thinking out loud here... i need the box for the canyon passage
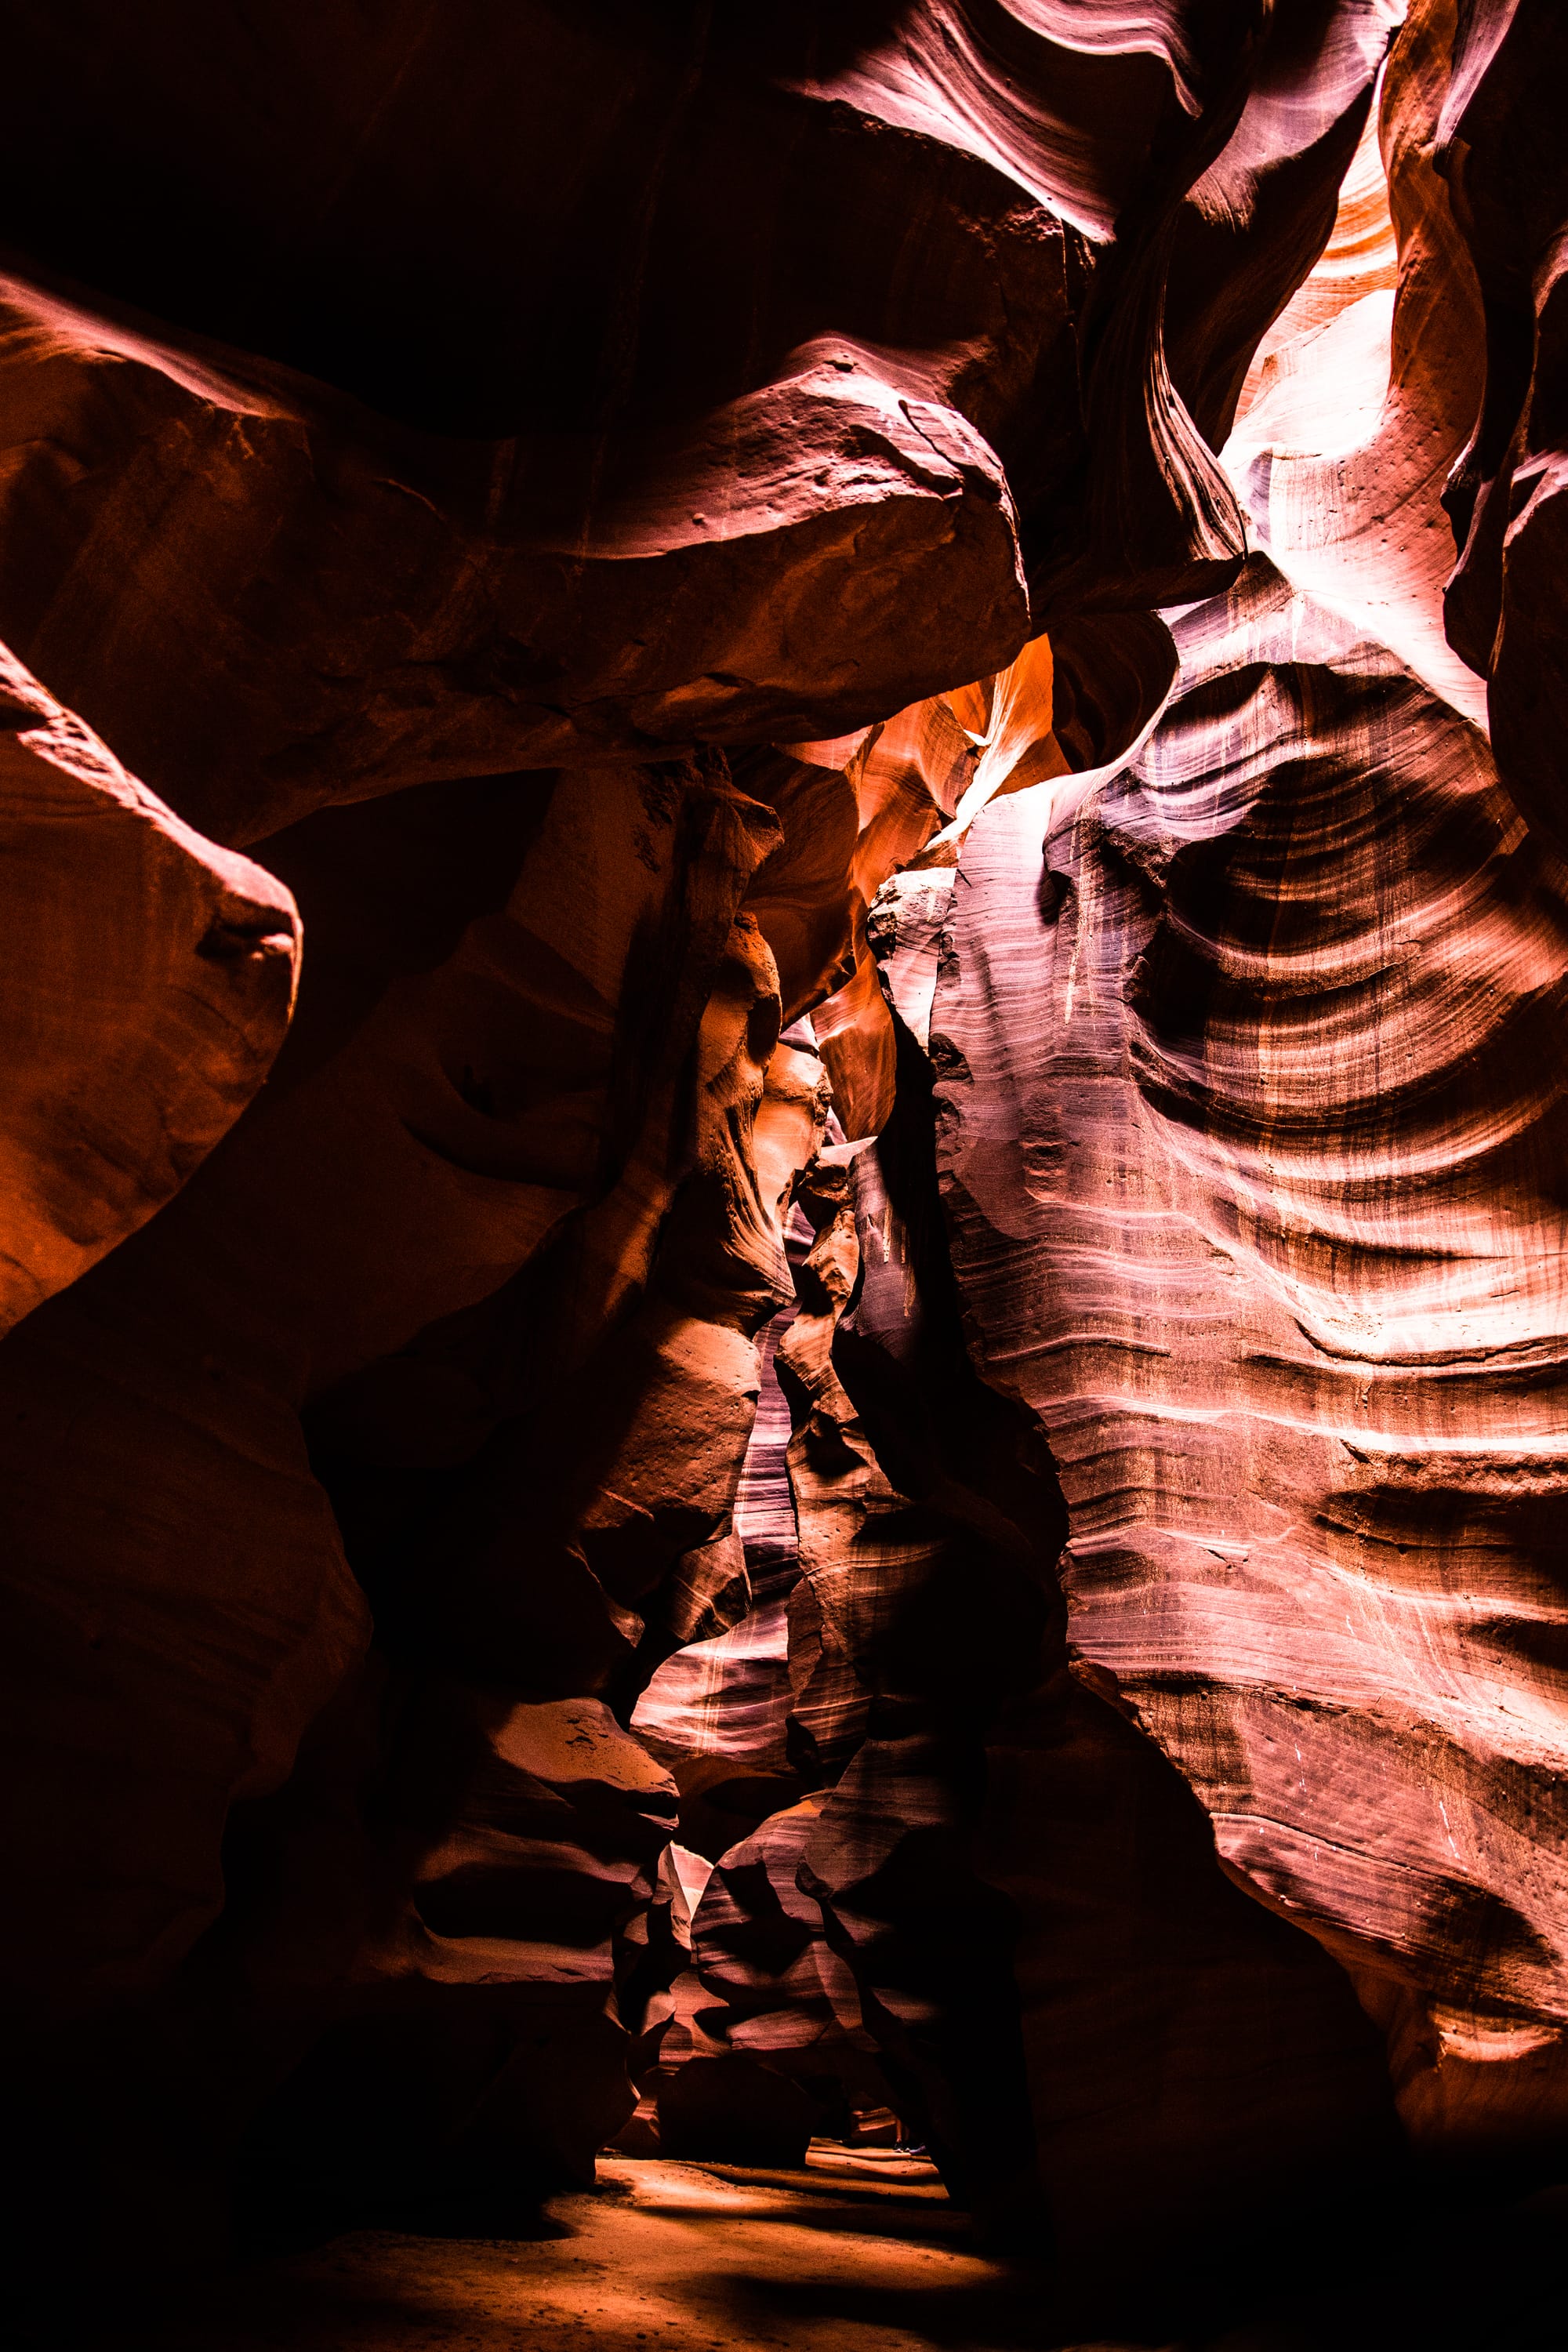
[1,7,1564,2349]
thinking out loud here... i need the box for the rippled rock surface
[937,554,1568,2152]
[3,2,1566,2327]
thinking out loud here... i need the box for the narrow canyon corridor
[3,8,1568,2351]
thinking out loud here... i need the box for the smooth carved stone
[734,1277,808,1588]
[0,6,1400,852]
[609,1842,713,2160]
[229,797,837,2233]
[1428,0,1568,850]
[630,1169,830,1867]
[869,867,959,1057]
[808,631,1067,1140]
[623,1789,898,2169]
[655,1792,892,2159]
[936,554,1568,2150]
[292,761,775,1424]
[776,1159,887,1782]
[977,1665,1399,2278]
[15,0,1567,2291]
[804,606,1180,1145]
[783,0,1293,607]
[773,1069,1060,2228]
[736,757,861,1029]
[0,271,1027,844]
[393,942,822,1696]
[629,1206,814,1862]
[0,757,775,2036]
[1162,0,1402,455]
[779,580,1399,2262]
[354,927,818,1616]
[378,1692,679,1986]
[633,1575,796,1786]
[1223,0,1491,728]
[236,1690,678,2223]
[0,638,298,1335]
[0,3,1299,601]
[1012,0,1395,610]
[638,1035,1056,2206]
[0,8,1086,445]
[0,740,847,2268]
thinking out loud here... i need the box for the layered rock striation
[4,0,1568,2319]
[937,554,1568,2151]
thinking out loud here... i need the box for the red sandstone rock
[9,1,1568,2307]
[0,5,1398,851]
[0,639,298,1333]
[0,748,804,2251]
[1422,1,1568,851]
[936,554,1568,2153]
[646,1793,895,2165]
[1224,0,1491,725]
[233,1691,680,2218]
[0,270,1027,844]
[804,637,1065,1139]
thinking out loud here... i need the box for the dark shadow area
[714,2269,1051,2348]
[26,2154,1549,2352]
[1210,2173,1566,2352]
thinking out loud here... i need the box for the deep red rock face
[0,639,299,1329]
[0,2,1396,844]
[0,268,1028,843]
[5,0,1568,2321]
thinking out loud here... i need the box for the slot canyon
[2,4,1566,2346]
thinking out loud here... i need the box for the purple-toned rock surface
[7,7,1568,2331]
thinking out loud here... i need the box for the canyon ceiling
[2,0,1566,2312]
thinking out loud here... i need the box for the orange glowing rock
[0,638,298,1334]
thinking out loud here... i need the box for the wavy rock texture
[0,750,826,2252]
[977,1663,1399,2270]
[267,786,833,2222]
[238,1690,681,2222]
[1223,0,1490,727]
[937,554,1568,2151]
[646,1794,896,2168]
[1427,0,1568,851]
[801,601,1182,1143]
[0,269,1027,844]
[0,639,298,1333]
[617,1044,1060,2216]
[623,1185,887,2161]
[0,4,1394,848]
[803,635,1066,1140]
[14,0,1568,2323]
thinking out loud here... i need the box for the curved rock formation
[0,638,298,1333]
[0,747,811,2252]
[0,4,1396,851]
[9,4,1568,2327]
[1428,0,1568,851]
[937,554,1568,2151]
[1224,0,1490,726]
[650,1791,895,2168]
[0,268,1026,844]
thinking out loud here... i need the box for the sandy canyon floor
[74,2151,1562,2352]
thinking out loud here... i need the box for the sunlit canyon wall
[2,0,1565,2292]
